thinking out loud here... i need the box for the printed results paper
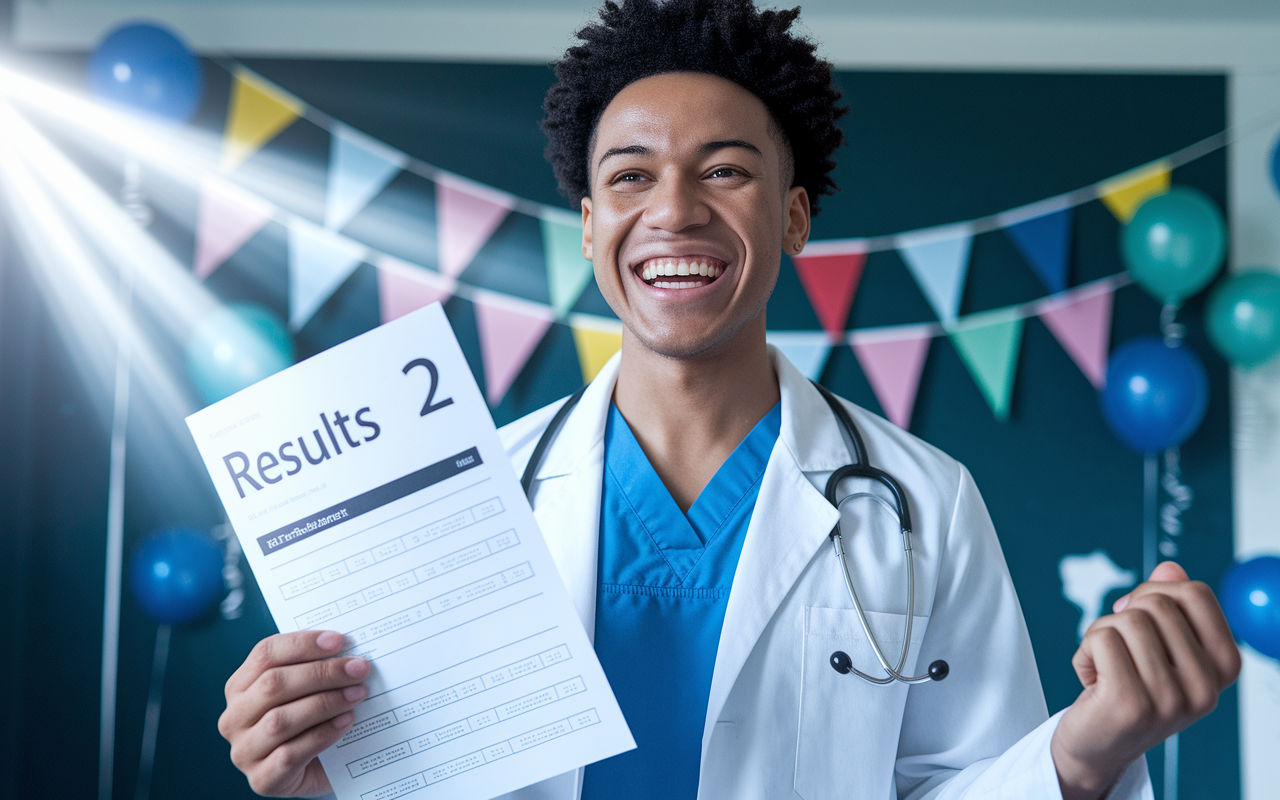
[186,303,633,800]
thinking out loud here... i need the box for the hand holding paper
[188,304,633,800]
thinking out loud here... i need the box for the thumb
[1150,560,1189,583]
[1113,561,1189,612]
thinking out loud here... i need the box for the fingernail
[1114,595,1130,612]
[345,658,369,678]
[332,711,354,729]
[343,684,366,702]
[316,631,343,650]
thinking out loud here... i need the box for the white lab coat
[495,348,1153,800]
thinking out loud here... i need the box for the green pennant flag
[947,308,1024,420]
[540,213,595,317]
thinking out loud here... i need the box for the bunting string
[20,58,1253,412]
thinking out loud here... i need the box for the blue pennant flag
[326,124,406,231]
[1005,208,1072,294]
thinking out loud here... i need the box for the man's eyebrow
[596,139,764,170]
[700,139,763,158]
[597,144,649,169]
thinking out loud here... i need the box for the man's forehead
[592,72,776,153]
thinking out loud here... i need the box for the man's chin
[625,318,761,363]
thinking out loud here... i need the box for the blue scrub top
[581,401,781,799]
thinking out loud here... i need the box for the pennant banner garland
[184,63,1222,415]
[790,249,866,343]
[193,177,272,280]
[326,124,406,231]
[436,174,515,279]
[1005,208,1072,294]
[288,220,366,329]
[570,315,624,383]
[375,255,456,324]
[897,226,974,323]
[766,330,833,382]
[948,309,1025,421]
[849,325,933,430]
[1098,161,1171,222]
[221,69,304,173]
[1036,284,1115,390]
[473,291,556,406]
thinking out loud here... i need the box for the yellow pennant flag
[1097,161,1171,222]
[221,69,305,173]
[570,316,623,383]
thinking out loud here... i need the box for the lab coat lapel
[527,354,620,643]
[699,350,844,770]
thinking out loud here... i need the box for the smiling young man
[217,1,1240,798]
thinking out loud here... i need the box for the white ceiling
[48,0,1280,23]
[13,0,1280,69]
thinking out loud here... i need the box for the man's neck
[612,317,780,512]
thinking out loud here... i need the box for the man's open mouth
[637,257,726,290]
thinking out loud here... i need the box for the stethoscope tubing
[522,379,946,686]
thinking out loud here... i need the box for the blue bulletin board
[0,57,1234,799]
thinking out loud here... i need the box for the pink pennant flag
[436,174,515,278]
[375,255,457,323]
[849,325,935,430]
[473,290,555,406]
[792,250,867,343]
[193,177,274,280]
[1036,284,1114,390]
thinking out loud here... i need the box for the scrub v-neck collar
[602,401,782,585]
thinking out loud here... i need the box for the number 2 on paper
[402,358,454,416]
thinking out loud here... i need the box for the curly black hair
[541,0,847,215]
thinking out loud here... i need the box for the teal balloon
[187,303,294,405]
[1207,271,1280,368]
[1121,186,1226,303]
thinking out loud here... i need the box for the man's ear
[581,196,594,261]
[784,186,811,253]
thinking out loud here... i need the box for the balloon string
[1161,303,1186,347]
[1159,448,1194,560]
[134,623,171,800]
[99,159,149,800]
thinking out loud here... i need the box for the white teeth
[639,258,724,284]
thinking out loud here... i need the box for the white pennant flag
[288,219,367,329]
[897,224,974,322]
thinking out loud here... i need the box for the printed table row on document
[361,709,603,800]
[280,496,505,601]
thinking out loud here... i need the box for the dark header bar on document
[258,447,483,556]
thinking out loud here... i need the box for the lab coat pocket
[794,606,927,800]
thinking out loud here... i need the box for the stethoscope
[519,380,949,686]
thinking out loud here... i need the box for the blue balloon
[129,528,224,624]
[89,22,202,122]
[1272,133,1280,204]
[1100,336,1209,453]
[1220,556,1280,660]
[187,303,295,406]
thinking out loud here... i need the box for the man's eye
[617,173,645,183]
[710,168,741,179]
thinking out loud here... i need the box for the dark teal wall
[0,55,1233,799]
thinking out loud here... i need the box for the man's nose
[640,174,710,232]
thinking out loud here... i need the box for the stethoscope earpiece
[828,652,949,681]
[829,651,853,675]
